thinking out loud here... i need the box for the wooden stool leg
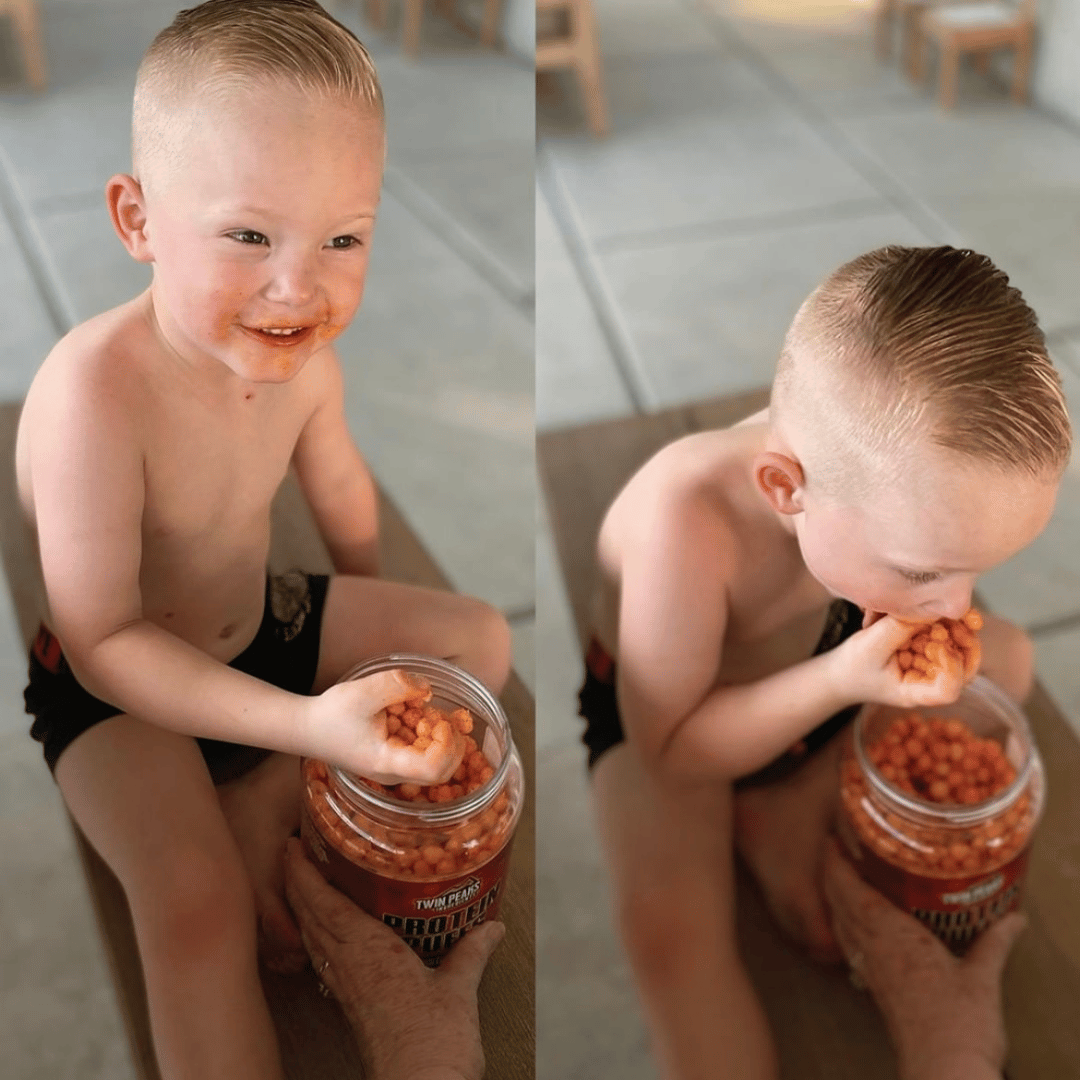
[938,40,960,107]
[403,0,424,57]
[480,0,501,47]
[12,0,47,91]
[875,0,892,60]
[973,50,990,74]
[365,0,388,30]
[905,9,925,81]
[571,0,608,136]
[1012,30,1033,102]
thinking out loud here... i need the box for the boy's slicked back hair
[134,0,383,180]
[775,245,1072,486]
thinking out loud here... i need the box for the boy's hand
[831,615,966,710]
[308,671,467,785]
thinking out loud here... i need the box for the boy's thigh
[591,742,738,938]
[312,574,496,692]
[978,612,1034,702]
[55,715,250,906]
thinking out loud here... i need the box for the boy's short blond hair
[772,245,1072,500]
[133,0,383,191]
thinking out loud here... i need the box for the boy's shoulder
[28,296,154,414]
[600,411,771,566]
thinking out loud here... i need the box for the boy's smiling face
[793,449,1059,622]
[118,83,385,384]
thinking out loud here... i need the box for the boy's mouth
[243,325,316,347]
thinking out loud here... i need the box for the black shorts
[578,598,865,785]
[24,571,331,785]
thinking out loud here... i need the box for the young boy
[579,245,1071,1080]
[17,3,510,1078]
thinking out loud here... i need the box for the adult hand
[283,837,504,1080]
[820,836,1025,1080]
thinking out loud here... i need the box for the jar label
[849,834,1030,952]
[300,805,514,966]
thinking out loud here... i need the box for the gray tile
[338,191,534,612]
[389,141,535,292]
[536,516,584,751]
[0,732,136,1080]
[596,207,931,408]
[536,211,634,430]
[537,742,657,1080]
[511,617,535,696]
[32,200,151,325]
[0,1,178,209]
[543,52,884,244]
[591,0,719,57]
[1033,626,1080,742]
[710,0,1010,119]
[377,51,533,155]
[0,208,57,398]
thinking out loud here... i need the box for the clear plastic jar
[837,675,1044,953]
[300,654,524,966]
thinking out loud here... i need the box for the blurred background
[537,0,1080,1076]
[0,0,532,1074]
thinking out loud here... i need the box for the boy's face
[794,450,1059,621]
[138,85,384,383]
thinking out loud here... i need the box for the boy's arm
[291,349,379,577]
[30,374,448,780]
[616,494,942,783]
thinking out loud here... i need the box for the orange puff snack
[895,609,983,685]
[377,676,465,762]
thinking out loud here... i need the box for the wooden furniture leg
[939,41,960,107]
[10,0,46,90]
[402,0,424,57]
[480,0,502,46]
[364,0,387,31]
[1013,28,1033,101]
[571,0,608,137]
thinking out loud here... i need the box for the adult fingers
[820,836,881,939]
[283,836,368,947]
[964,911,1028,984]
[437,921,506,997]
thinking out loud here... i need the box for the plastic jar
[837,675,1044,953]
[300,654,524,966]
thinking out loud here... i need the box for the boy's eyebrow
[213,205,377,223]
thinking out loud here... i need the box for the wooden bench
[0,402,534,1080]
[538,387,1080,1080]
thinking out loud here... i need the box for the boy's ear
[106,174,154,264]
[754,451,806,515]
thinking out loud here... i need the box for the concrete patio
[0,0,532,1075]
[537,0,1080,1076]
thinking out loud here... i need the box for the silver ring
[848,951,867,990]
[317,980,333,999]
[316,958,330,977]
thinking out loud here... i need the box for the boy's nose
[263,254,318,306]
[920,583,973,621]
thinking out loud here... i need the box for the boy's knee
[616,877,736,987]
[131,842,255,963]
[460,597,512,690]
[982,615,1035,704]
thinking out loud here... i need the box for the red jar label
[300,804,514,966]
[848,831,1031,953]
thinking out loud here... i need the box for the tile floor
[0,0,532,1074]
[537,0,1080,1076]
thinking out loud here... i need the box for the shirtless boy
[17,3,510,1078]
[579,245,1071,1080]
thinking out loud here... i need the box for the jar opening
[328,653,515,826]
[852,675,1035,827]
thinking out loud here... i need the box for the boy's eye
[328,235,362,250]
[900,569,941,585]
[230,230,268,245]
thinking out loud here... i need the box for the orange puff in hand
[895,609,983,685]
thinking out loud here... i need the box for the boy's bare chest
[141,396,307,539]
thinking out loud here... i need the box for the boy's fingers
[437,921,506,995]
